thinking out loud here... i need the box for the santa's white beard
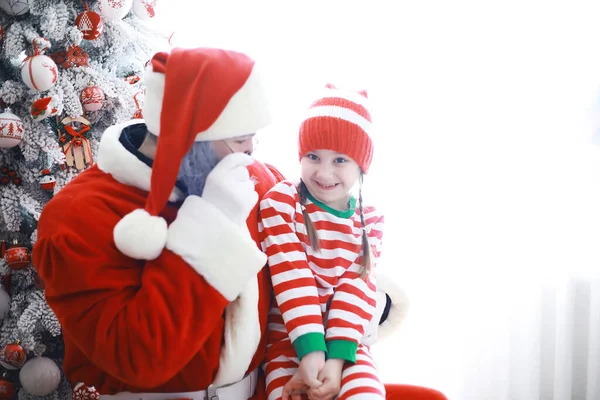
[177,141,219,196]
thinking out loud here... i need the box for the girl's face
[300,149,361,210]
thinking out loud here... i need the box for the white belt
[99,369,259,400]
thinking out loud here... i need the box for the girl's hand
[282,351,325,399]
[308,358,345,400]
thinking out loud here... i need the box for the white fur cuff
[165,195,267,301]
[374,274,410,343]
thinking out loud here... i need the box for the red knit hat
[113,47,272,260]
[298,84,373,173]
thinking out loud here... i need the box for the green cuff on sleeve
[326,340,358,363]
[293,332,327,360]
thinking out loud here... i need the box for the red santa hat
[113,47,271,260]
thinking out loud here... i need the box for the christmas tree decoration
[0,108,24,149]
[0,288,9,320]
[0,374,15,400]
[38,169,56,192]
[0,0,28,15]
[0,0,165,396]
[75,9,104,41]
[4,240,30,270]
[80,82,105,112]
[0,168,21,186]
[59,116,94,170]
[0,25,4,43]
[20,39,59,92]
[19,357,61,396]
[0,341,26,370]
[125,73,141,85]
[72,382,100,400]
[132,0,158,21]
[133,91,143,119]
[99,0,133,20]
[30,96,58,121]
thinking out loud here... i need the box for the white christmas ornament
[0,108,24,148]
[21,55,58,92]
[99,0,133,20]
[0,287,9,319]
[132,0,157,21]
[19,357,61,396]
[0,0,29,15]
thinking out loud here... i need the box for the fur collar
[96,120,183,203]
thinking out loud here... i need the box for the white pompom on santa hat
[113,47,272,260]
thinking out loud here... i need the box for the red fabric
[384,384,448,400]
[32,160,283,394]
[146,48,255,219]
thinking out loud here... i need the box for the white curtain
[156,1,600,399]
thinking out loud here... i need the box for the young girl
[259,85,385,400]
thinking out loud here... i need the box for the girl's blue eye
[335,157,348,163]
[307,154,319,160]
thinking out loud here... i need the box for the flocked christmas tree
[0,0,164,397]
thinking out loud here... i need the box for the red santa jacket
[32,121,285,395]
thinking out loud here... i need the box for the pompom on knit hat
[298,83,374,174]
[112,47,271,260]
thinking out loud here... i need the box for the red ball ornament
[72,382,99,400]
[81,83,105,112]
[0,341,26,370]
[39,169,56,192]
[75,10,104,41]
[4,241,30,270]
[0,374,15,400]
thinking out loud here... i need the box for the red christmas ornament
[0,341,26,370]
[0,167,7,175]
[12,177,22,186]
[4,240,30,270]
[125,74,140,85]
[0,25,4,43]
[0,177,8,186]
[72,382,99,400]
[81,83,105,112]
[0,374,15,400]
[75,10,104,40]
[39,169,56,192]
[31,96,58,121]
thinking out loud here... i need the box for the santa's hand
[202,153,257,224]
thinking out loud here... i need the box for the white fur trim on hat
[143,64,271,141]
[373,273,410,343]
[113,209,168,260]
[141,66,164,137]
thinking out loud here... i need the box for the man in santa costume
[32,47,427,400]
